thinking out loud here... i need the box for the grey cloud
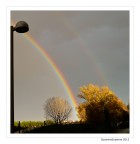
[11,11,129,120]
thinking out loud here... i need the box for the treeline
[14,120,54,128]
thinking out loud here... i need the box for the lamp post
[11,21,29,133]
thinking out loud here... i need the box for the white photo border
[6,6,133,139]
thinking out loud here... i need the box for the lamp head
[15,21,29,33]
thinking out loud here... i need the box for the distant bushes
[14,120,55,128]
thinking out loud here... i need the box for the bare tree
[44,97,72,124]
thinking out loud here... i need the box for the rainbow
[12,14,108,120]
[23,33,78,114]
[59,14,107,86]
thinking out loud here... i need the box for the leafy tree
[77,84,129,129]
[44,97,72,124]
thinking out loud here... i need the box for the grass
[18,123,117,133]
[14,121,129,133]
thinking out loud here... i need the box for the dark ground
[15,123,129,134]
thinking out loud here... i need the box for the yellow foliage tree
[77,84,129,128]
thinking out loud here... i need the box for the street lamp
[11,21,29,133]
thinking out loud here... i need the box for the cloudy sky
[11,11,129,121]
